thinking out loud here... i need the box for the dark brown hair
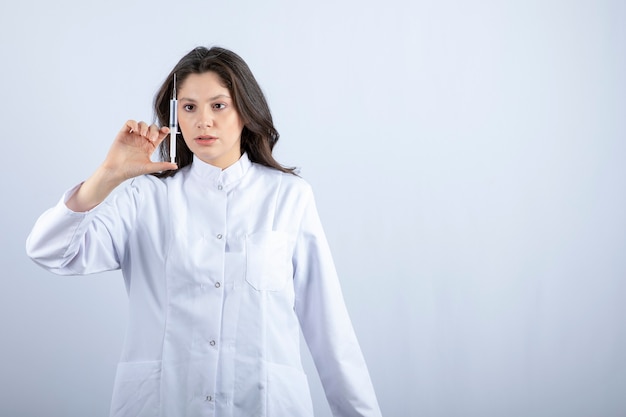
[153,46,295,177]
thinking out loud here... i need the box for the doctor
[26,46,382,417]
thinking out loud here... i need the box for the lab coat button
[205,395,213,402]
[215,282,221,288]
[209,340,216,346]
[217,185,223,190]
[216,234,223,240]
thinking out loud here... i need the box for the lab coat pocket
[245,231,293,291]
[267,362,314,417]
[110,360,161,417]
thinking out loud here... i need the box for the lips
[195,135,218,145]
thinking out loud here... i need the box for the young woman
[26,46,382,417]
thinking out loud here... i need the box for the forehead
[178,71,229,95]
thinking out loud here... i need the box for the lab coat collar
[189,152,252,187]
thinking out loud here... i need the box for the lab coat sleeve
[26,180,140,276]
[293,186,382,417]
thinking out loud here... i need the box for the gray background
[1,0,625,416]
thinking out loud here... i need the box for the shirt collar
[189,153,252,187]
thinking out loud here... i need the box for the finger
[137,121,149,137]
[150,127,171,148]
[124,120,139,134]
[148,124,160,142]
[154,126,171,145]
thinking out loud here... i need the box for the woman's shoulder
[252,163,312,193]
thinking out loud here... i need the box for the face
[177,71,244,169]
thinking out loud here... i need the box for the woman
[26,46,382,417]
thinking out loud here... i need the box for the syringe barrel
[169,98,178,162]
[169,99,178,129]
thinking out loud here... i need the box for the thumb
[143,161,178,174]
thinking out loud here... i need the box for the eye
[183,104,195,111]
[213,103,226,110]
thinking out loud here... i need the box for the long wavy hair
[153,46,295,177]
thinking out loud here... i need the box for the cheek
[225,114,245,135]
[177,119,193,145]
[178,114,192,130]
[178,116,196,139]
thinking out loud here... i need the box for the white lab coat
[26,153,382,417]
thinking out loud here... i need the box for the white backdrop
[1,1,625,416]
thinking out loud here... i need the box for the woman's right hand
[102,120,178,183]
[66,120,178,212]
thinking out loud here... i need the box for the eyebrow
[179,94,232,102]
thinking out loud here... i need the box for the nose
[197,109,213,129]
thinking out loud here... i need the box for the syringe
[169,73,178,164]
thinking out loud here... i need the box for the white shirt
[26,154,382,417]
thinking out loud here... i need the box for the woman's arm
[293,186,383,417]
[26,119,176,274]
